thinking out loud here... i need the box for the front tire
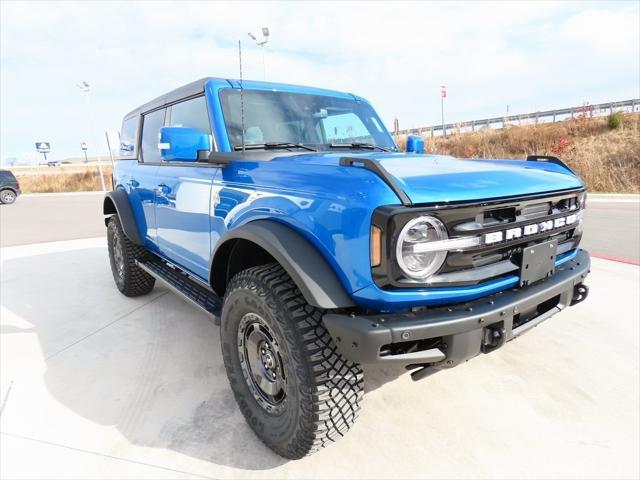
[220,263,364,459]
[107,215,155,297]
[0,189,17,204]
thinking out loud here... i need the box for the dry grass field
[397,112,640,192]
[17,166,113,193]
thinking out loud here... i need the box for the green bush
[607,111,624,130]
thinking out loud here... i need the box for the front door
[155,165,217,279]
[154,95,217,280]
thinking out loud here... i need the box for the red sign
[440,85,447,98]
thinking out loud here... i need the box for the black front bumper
[323,249,590,373]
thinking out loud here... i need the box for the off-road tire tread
[222,263,364,459]
[107,215,155,297]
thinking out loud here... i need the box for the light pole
[76,81,106,191]
[248,27,270,80]
[440,85,447,137]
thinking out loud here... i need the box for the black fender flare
[210,220,356,310]
[103,190,143,245]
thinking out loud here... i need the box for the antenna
[238,40,245,152]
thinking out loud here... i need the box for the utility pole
[440,85,447,137]
[105,132,115,166]
[77,81,106,191]
[248,27,270,80]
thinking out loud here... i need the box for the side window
[321,112,374,144]
[119,117,138,158]
[168,96,210,134]
[140,108,167,163]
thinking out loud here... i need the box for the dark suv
[0,170,20,204]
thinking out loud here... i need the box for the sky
[1,0,638,164]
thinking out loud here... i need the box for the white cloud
[1,0,638,162]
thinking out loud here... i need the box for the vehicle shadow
[1,247,407,471]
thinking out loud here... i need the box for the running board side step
[136,256,222,325]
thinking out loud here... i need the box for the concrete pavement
[1,238,639,479]
[1,192,638,478]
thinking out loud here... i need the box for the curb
[588,194,639,203]
[591,253,640,266]
[20,191,106,198]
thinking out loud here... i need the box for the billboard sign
[35,142,51,153]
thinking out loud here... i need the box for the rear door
[154,95,217,280]
[120,112,163,248]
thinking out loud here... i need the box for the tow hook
[409,364,439,382]
[481,324,506,354]
[571,283,589,306]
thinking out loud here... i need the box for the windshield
[219,89,397,151]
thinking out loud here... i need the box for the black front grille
[371,189,584,290]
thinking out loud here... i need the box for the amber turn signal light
[371,226,382,267]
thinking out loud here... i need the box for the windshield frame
[218,87,398,153]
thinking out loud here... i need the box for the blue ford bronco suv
[104,77,590,459]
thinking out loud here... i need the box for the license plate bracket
[520,240,557,287]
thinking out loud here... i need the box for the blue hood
[376,153,584,203]
[280,152,584,204]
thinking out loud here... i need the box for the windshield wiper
[234,142,316,152]
[329,142,393,153]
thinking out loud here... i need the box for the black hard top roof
[122,77,358,121]
[123,77,227,119]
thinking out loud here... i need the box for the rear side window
[119,117,138,158]
[140,108,167,163]
[168,96,211,134]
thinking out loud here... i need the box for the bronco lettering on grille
[484,213,578,245]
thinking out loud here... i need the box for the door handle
[127,179,140,188]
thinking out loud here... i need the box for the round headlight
[578,191,587,209]
[396,216,448,280]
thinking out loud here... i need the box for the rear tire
[220,263,364,459]
[107,215,155,297]
[0,189,17,204]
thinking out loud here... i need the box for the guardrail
[394,99,640,137]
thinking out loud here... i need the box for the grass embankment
[397,113,640,193]
[17,166,113,193]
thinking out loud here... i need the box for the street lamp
[440,85,447,137]
[76,81,106,191]
[248,27,270,80]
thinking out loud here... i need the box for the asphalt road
[581,196,640,263]
[0,193,106,247]
[1,192,639,263]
